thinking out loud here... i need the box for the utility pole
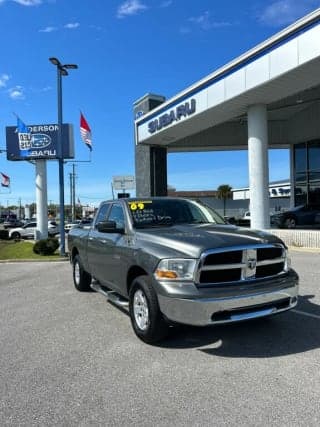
[69,164,76,221]
[72,163,76,221]
[18,198,22,219]
[69,171,72,220]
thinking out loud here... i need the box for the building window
[294,140,320,206]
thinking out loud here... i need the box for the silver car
[9,221,59,239]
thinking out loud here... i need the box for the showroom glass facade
[294,140,320,206]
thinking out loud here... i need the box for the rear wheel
[73,254,92,291]
[129,276,168,344]
[284,217,296,229]
[11,231,21,239]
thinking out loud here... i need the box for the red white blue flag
[80,112,92,151]
[1,172,10,187]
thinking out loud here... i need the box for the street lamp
[49,57,78,256]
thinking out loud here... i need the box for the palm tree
[216,184,232,217]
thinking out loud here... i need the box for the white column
[289,144,295,208]
[35,160,48,240]
[247,104,270,229]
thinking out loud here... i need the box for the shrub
[33,238,59,255]
[0,229,9,240]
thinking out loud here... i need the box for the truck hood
[136,224,283,258]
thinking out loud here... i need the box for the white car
[64,220,81,233]
[242,211,251,220]
[65,218,93,233]
[9,221,59,239]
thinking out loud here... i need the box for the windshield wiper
[175,220,209,225]
[134,221,173,229]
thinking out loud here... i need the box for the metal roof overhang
[135,9,320,152]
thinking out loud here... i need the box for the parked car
[242,211,251,220]
[79,218,93,226]
[272,204,320,229]
[65,218,93,233]
[64,220,81,233]
[9,221,59,239]
[3,218,24,229]
[235,211,251,226]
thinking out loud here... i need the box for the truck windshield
[126,199,226,228]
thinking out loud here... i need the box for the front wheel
[284,217,296,229]
[72,254,92,291]
[11,231,21,239]
[129,276,168,344]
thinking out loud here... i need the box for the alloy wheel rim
[133,289,149,331]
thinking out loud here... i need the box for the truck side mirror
[96,220,124,234]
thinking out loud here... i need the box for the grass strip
[0,240,62,260]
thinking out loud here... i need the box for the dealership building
[134,9,320,230]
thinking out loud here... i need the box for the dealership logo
[31,134,51,149]
[135,111,144,120]
[148,99,196,134]
[19,133,52,151]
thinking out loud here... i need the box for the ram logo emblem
[247,258,257,270]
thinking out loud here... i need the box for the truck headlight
[284,249,291,272]
[154,259,197,281]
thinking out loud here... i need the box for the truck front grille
[196,244,287,286]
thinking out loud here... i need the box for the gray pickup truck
[68,197,299,343]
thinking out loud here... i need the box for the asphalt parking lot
[0,250,319,426]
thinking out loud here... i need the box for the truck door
[87,202,111,284]
[87,202,126,292]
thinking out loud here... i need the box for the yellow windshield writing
[128,201,152,211]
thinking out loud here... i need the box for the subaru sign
[5,123,74,161]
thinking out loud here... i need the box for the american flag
[1,172,10,187]
[80,112,92,151]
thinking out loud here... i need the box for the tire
[72,254,92,291]
[11,231,21,239]
[284,217,296,229]
[129,276,168,344]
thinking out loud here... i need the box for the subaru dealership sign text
[147,99,196,134]
[5,123,74,161]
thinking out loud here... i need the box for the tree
[29,202,37,218]
[216,184,233,217]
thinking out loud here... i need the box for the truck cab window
[108,204,125,229]
[95,203,111,224]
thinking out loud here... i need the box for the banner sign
[5,123,74,161]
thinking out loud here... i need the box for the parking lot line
[292,309,320,320]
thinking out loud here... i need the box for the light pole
[49,57,78,256]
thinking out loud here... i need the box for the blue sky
[0,0,319,207]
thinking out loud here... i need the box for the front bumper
[157,274,299,326]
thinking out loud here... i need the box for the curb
[0,257,69,263]
[287,246,320,253]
